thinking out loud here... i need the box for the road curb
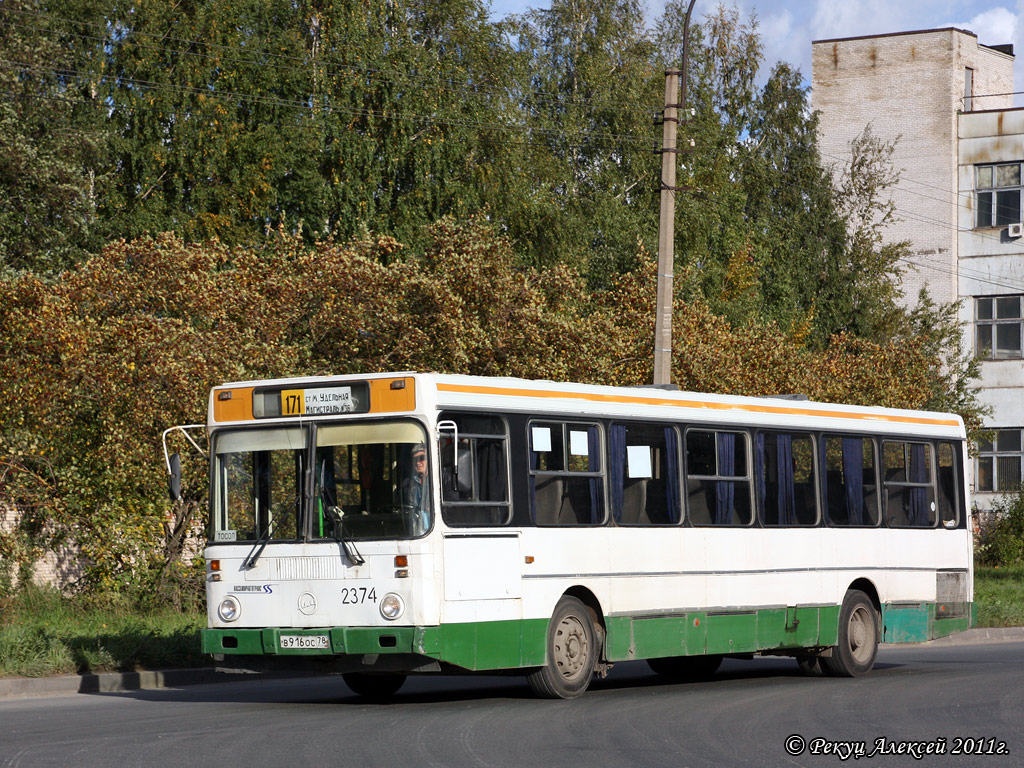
[0,667,256,700]
[905,626,1024,646]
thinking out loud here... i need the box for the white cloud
[950,7,1017,43]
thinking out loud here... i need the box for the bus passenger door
[440,533,524,670]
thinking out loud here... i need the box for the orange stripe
[436,383,961,428]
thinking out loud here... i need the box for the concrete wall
[0,504,83,591]
[813,29,1014,308]
[958,108,1024,508]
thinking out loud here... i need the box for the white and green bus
[177,372,973,699]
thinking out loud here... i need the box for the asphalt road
[2,642,1023,768]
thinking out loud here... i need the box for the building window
[976,296,1024,359]
[964,67,974,112]
[976,163,1023,227]
[977,429,1024,492]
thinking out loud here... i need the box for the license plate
[279,634,329,650]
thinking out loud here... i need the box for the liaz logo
[231,584,275,594]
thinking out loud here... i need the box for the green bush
[976,490,1024,567]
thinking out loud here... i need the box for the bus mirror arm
[161,424,207,502]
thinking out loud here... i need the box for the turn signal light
[394,556,408,567]
[210,560,221,571]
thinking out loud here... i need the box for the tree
[502,0,661,282]
[0,0,109,275]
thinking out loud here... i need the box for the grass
[974,565,1024,629]
[2,568,1022,679]
[0,585,205,678]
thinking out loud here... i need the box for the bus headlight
[380,593,404,621]
[218,596,241,622]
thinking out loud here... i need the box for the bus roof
[209,372,965,439]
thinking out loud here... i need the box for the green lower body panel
[203,600,974,672]
[202,626,433,657]
[605,605,839,661]
[881,602,972,643]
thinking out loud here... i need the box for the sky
[486,0,1024,97]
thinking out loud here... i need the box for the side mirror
[168,452,182,501]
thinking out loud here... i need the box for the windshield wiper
[242,503,290,570]
[320,491,365,566]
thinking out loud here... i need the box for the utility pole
[653,68,679,387]
[652,0,697,387]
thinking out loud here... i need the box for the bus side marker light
[394,556,408,567]
[211,574,222,582]
[694,618,700,627]
[395,570,409,578]
[525,556,535,564]
[390,380,406,390]
[218,391,233,401]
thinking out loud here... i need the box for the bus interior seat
[619,479,648,525]
[533,476,564,525]
[687,482,713,525]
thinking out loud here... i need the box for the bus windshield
[210,421,431,544]
[314,421,430,540]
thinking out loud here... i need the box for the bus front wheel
[825,590,879,677]
[527,596,597,699]
[342,672,406,701]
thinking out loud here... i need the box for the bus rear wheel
[647,654,722,681]
[342,672,406,701]
[527,596,597,699]
[825,589,879,677]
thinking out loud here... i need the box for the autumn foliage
[0,218,976,600]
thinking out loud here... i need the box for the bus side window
[530,421,605,526]
[685,429,752,526]
[439,413,511,526]
[821,436,879,526]
[937,442,961,528]
[609,423,681,525]
[882,441,936,528]
[756,432,818,526]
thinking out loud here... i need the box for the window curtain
[610,425,626,524]
[587,425,601,523]
[909,443,929,526]
[777,434,796,525]
[755,433,766,522]
[664,427,681,524]
[715,432,735,525]
[842,438,865,525]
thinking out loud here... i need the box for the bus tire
[647,654,722,681]
[825,590,879,677]
[526,596,597,699]
[342,672,406,701]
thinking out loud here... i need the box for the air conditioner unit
[1009,222,1024,238]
